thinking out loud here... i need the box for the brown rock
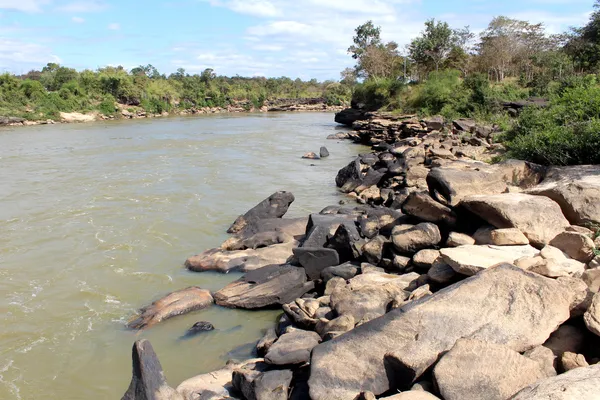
[550,231,596,263]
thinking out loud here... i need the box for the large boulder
[228,192,295,234]
[185,241,298,273]
[526,165,600,226]
[427,160,545,206]
[460,193,570,246]
[127,287,214,330]
[440,244,539,276]
[510,364,600,399]
[308,264,573,400]
[122,340,182,400]
[335,108,367,126]
[549,231,596,263]
[214,264,314,309]
[433,339,553,400]
[392,223,442,253]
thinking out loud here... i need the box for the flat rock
[433,339,553,400]
[127,287,214,330]
[265,330,321,365]
[228,191,295,234]
[510,364,600,399]
[392,223,441,254]
[460,193,570,246]
[584,292,600,337]
[122,340,182,400]
[214,264,314,309]
[186,241,297,273]
[526,165,600,226]
[308,264,572,400]
[440,245,539,276]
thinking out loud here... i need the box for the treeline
[0,64,352,120]
[345,0,600,165]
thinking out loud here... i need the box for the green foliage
[98,96,116,116]
[352,78,405,110]
[407,69,465,115]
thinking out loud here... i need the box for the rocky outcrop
[213,264,314,309]
[335,108,368,126]
[127,287,214,330]
[308,265,573,400]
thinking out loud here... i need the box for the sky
[0,0,595,80]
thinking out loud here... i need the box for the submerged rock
[180,321,215,339]
[127,287,214,330]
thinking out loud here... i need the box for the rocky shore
[121,110,600,400]
[0,98,344,128]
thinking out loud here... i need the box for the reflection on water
[0,113,367,399]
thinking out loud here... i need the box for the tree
[565,0,600,71]
[409,19,455,74]
[348,21,382,60]
[348,21,403,79]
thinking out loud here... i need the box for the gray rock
[327,224,364,263]
[320,147,330,158]
[362,235,387,265]
[308,264,573,400]
[214,264,314,309]
[256,328,278,357]
[315,314,355,339]
[228,191,295,234]
[460,193,570,246]
[265,330,321,365]
[321,262,359,282]
[392,223,441,254]
[510,364,600,399]
[122,340,182,400]
[433,339,553,400]
[427,259,457,284]
[254,369,293,400]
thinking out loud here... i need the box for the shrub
[407,69,467,116]
[352,77,405,110]
[98,95,116,115]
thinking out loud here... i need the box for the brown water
[0,113,367,399]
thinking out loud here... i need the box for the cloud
[228,0,280,17]
[0,37,60,69]
[252,44,284,51]
[0,0,50,12]
[107,23,120,30]
[71,16,85,23]
[58,1,108,13]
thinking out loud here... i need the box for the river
[0,112,367,399]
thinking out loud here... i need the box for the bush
[407,69,467,116]
[98,95,116,115]
[352,77,405,110]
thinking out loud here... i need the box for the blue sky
[0,0,595,80]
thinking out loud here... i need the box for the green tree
[409,19,455,74]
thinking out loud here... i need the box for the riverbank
[120,110,600,399]
[0,99,345,128]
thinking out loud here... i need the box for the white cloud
[71,16,85,23]
[0,37,60,69]
[247,20,310,36]
[58,1,108,13]
[228,0,280,17]
[252,44,284,51]
[0,0,50,12]
[107,23,120,30]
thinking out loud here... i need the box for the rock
[433,339,553,400]
[460,193,570,246]
[283,298,320,328]
[303,213,357,248]
[180,321,215,339]
[550,232,596,263]
[412,250,440,270]
[526,165,600,226]
[122,340,182,400]
[584,292,600,336]
[446,232,475,247]
[60,111,96,123]
[510,364,600,399]
[321,262,359,282]
[224,230,291,251]
[440,245,539,276]
[254,369,293,400]
[256,328,278,357]
[427,259,457,284]
[214,264,314,309]
[293,247,340,280]
[176,362,238,400]
[327,223,364,263]
[228,192,295,234]
[527,245,587,278]
[330,272,417,323]
[489,228,530,245]
[335,108,367,126]
[265,330,321,365]
[308,264,572,400]
[392,223,442,254]
[427,160,545,206]
[523,346,557,377]
[561,352,589,372]
[557,276,594,317]
[401,192,457,226]
[315,314,355,339]
[320,147,330,158]
[302,152,320,160]
[453,118,477,132]
[544,325,586,356]
[582,268,600,292]
[127,287,214,330]
[186,241,298,273]
[590,256,600,269]
[336,159,362,191]
[381,392,440,399]
[362,235,387,265]
[423,115,444,131]
[393,255,412,271]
